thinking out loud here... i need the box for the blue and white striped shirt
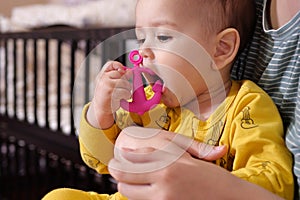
[232,0,300,198]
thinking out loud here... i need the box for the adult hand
[108,127,284,200]
[108,126,227,199]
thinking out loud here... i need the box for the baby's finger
[113,77,132,92]
[106,70,127,79]
[123,69,133,81]
[103,61,126,73]
[113,86,132,98]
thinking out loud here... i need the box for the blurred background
[0,0,137,199]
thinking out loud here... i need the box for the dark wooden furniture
[0,26,135,200]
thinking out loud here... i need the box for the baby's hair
[135,0,256,53]
[194,0,256,53]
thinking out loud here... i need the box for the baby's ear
[213,28,240,70]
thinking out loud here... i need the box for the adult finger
[108,157,154,184]
[187,141,227,160]
[118,182,152,200]
[120,127,227,161]
[149,129,227,161]
[111,144,186,174]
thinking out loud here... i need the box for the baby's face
[135,0,218,108]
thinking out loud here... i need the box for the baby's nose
[139,48,155,60]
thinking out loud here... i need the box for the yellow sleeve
[42,188,127,200]
[225,81,294,200]
[78,103,121,174]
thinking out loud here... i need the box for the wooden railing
[0,26,135,200]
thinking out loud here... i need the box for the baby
[43,0,294,199]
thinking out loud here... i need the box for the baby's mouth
[150,76,166,98]
[150,74,163,84]
[140,63,164,90]
[144,72,164,90]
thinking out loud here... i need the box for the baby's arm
[78,61,132,174]
[228,84,294,199]
[87,61,131,130]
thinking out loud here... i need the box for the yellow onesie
[42,80,294,200]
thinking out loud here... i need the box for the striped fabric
[231,0,300,197]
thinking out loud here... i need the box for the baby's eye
[136,38,145,46]
[157,35,172,43]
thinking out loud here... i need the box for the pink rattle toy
[120,50,163,115]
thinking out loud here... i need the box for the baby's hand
[87,61,132,129]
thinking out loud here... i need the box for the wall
[0,0,49,17]
[0,0,99,17]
